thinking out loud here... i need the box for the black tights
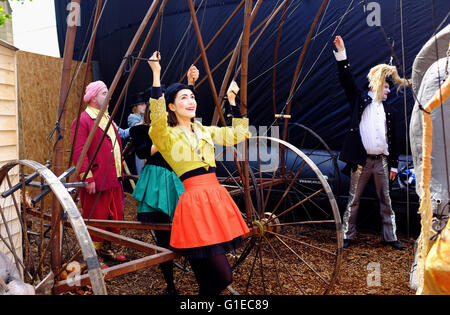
[153,229,176,291]
[138,212,175,291]
[188,254,232,296]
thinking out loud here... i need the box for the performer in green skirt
[130,122,184,295]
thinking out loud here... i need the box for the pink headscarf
[83,81,107,103]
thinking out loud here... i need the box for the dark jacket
[337,59,400,175]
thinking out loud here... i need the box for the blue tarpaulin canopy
[54,0,449,153]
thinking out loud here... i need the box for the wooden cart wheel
[218,137,343,295]
[287,123,341,196]
[0,160,106,295]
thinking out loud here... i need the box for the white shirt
[359,91,389,155]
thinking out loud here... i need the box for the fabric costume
[149,84,250,295]
[149,86,250,254]
[130,123,184,293]
[70,82,124,247]
[128,93,147,175]
[130,124,184,220]
[335,50,402,242]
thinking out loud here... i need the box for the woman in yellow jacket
[148,51,250,295]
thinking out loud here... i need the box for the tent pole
[282,0,330,143]
[72,0,160,182]
[187,0,227,126]
[68,0,103,168]
[52,0,81,274]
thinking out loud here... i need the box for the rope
[286,0,356,106]
[399,0,411,238]
[47,0,109,159]
[161,0,206,82]
[431,0,450,220]
[259,0,362,137]
[248,0,364,87]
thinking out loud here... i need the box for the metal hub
[253,212,281,238]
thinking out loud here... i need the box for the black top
[129,124,173,171]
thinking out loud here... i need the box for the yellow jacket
[149,97,250,177]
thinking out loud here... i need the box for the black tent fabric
[54,0,449,154]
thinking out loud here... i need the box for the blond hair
[367,64,410,101]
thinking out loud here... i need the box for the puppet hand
[333,36,345,52]
[227,80,239,106]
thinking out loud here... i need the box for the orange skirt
[170,172,250,249]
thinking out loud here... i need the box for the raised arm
[206,81,251,145]
[333,36,361,106]
[147,51,174,153]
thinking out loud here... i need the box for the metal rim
[0,160,106,295]
[222,136,343,294]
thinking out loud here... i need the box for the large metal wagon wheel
[287,123,341,196]
[0,160,106,295]
[217,136,343,295]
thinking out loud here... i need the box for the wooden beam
[53,251,178,294]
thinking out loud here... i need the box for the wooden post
[187,0,227,126]
[240,0,252,117]
[68,0,103,167]
[272,1,289,120]
[240,0,253,227]
[282,0,330,142]
[51,0,81,274]
[80,0,168,180]
[72,0,160,182]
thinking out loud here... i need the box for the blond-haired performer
[333,35,408,250]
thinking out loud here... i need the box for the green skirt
[132,164,184,220]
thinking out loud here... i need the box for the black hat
[130,93,146,107]
[164,83,194,105]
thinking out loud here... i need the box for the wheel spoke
[245,240,260,294]
[262,235,306,295]
[257,241,267,295]
[266,230,336,256]
[268,163,308,218]
[273,219,336,226]
[273,234,330,285]
[268,188,324,224]
[290,185,331,218]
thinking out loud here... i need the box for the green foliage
[0,0,33,27]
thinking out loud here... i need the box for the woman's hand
[226,80,239,106]
[333,35,345,52]
[187,64,199,86]
[148,51,161,72]
[148,51,161,87]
